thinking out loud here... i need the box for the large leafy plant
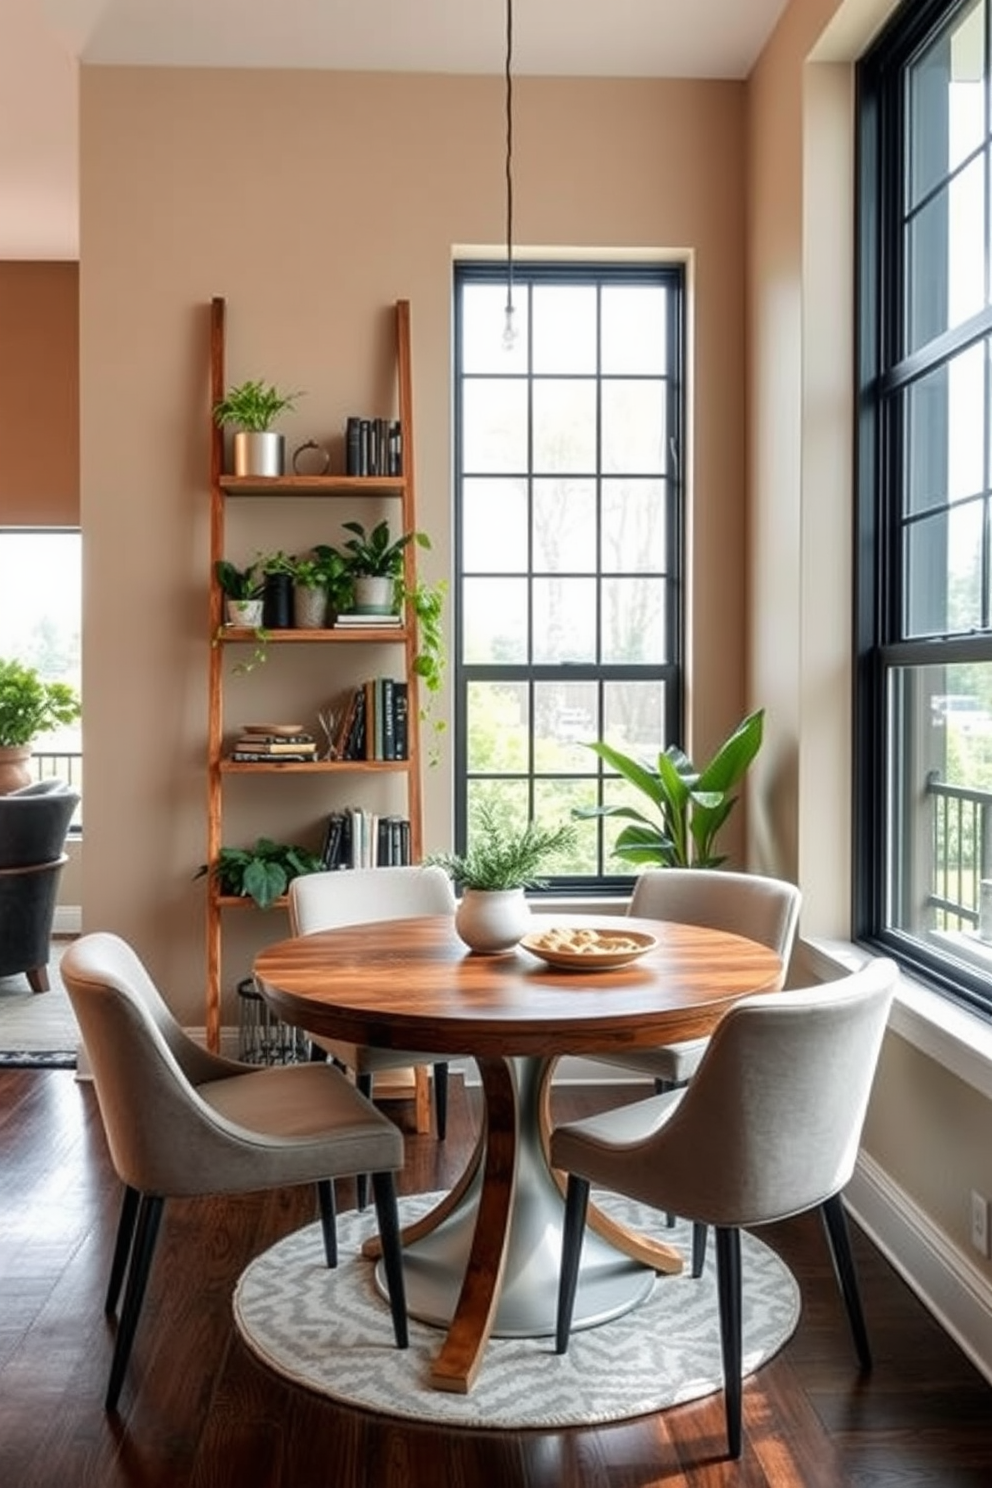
[0,658,81,748]
[339,519,430,578]
[196,838,323,909]
[575,708,764,869]
[212,380,303,432]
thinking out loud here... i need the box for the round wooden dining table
[253,911,784,1394]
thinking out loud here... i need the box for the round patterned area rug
[233,1191,801,1429]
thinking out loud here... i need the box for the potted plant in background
[339,519,430,614]
[397,574,447,766]
[195,837,324,910]
[573,708,765,868]
[0,657,82,794]
[428,800,577,953]
[212,379,304,478]
[214,558,265,628]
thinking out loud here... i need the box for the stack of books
[329,679,408,761]
[334,612,402,628]
[321,807,412,869]
[229,726,317,763]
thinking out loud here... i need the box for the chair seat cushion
[594,1038,708,1085]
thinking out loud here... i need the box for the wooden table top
[253,912,784,1060]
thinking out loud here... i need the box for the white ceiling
[6,0,790,260]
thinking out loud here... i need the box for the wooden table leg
[360,1115,487,1263]
[537,1058,684,1276]
[428,1056,517,1394]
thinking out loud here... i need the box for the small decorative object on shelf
[291,439,331,476]
[345,416,402,476]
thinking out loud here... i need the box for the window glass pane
[532,577,597,662]
[462,282,530,374]
[602,480,667,572]
[466,681,529,772]
[906,156,985,352]
[532,284,596,374]
[463,477,528,571]
[0,530,81,753]
[532,378,596,473]
[906,344,984,515]
[602,680,667,753]
[532,479,596,571]
[904,498,984,634]
[886,661,992,968]
[907,0,985,209]
[602,379,666,474]
[602,578,667,662]
[463,577,528,662]
[533,681,598,773]
[602,284,667,374]
[463,378,528,471]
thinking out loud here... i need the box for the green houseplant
[0,658,82,793]
[398,575,447,765]
[340,519,430,615]
[212,379,304,478]
[574,708,765,869]
[429,802,577,953]
[195,837,324,910]
[213,558,269,671]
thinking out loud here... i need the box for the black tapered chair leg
[317,1179,338,1268]
[356,1072,373,1211]
[433,1061,449,1139]
[308,1040,328,1063]
[106,1193,164,1413]
[821,1193,872,1369]
[370,1170,409,1348]
[105,1184,140,1315]
[691,1221,708,1278]
[555,1175,591,1353]
[715,1225,743,1460]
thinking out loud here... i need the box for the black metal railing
[30,750,83,831]
[926,773,992,932]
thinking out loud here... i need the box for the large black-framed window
[857,0,992,1012]
[453,262,685,891]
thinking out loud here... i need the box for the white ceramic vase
[226,597,263,627]
[454,887,531,955]
[352,575,396,615]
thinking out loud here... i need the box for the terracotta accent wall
[0,261,79,523]
[79,66,748,1028]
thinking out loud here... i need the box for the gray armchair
[0,779,79,990]
[551,957,897,1460]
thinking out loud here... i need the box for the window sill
[803,937,992,1102]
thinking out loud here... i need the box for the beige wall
[0,261,79,523]
[749,0,992,1276]
[80,67,748,1027]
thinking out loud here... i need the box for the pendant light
[502,0,518,351]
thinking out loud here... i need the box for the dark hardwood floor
[1,1067,990,1487]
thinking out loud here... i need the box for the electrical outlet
[970,1190,990,1257]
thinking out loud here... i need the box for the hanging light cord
[503,0,516,345]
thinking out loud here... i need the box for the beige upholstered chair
[551,956,897,1460]
[596,869,802,1268]
[61,931,408,1412]
[288,864,455,1205]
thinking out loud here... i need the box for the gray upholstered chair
[551,956,897,1461]
[61,931,409,1412]
[288,864,456,1205]
[0,778,79,991]
[595,869,802,1266]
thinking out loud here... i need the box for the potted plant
[0,657,81,794]
[339,519,430,614]
[573,708,765,869]
[428,800,577,953]
[212,379,304,478]
[214,558,265,628]
[195,837,324,910]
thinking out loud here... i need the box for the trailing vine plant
[398,576,447,766]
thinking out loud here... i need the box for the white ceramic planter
[454,887,532,954]
[226,597,264,628]
[293,584,328,629]
[352,575,396,615]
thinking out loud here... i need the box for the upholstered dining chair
[61,931,409,1412]
[551,956,897,1461]
[593,869,802,1265]
[288,864,456,1206]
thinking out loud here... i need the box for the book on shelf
[343,415,403,477]
[228,750,316,763]
[381,676,396,760]
[393,680,409,760]
[232,737,316,755]
[334,612,402,627]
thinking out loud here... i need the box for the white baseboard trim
[53,906,81,935]
[847,1150,992,1388]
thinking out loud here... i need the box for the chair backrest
[628,868,801,973]
[636,957,898,1227]
[0,781,80,868]
[288,863,455,936]
[60,931,249,1193]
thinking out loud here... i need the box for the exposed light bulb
[502,299,518,351]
